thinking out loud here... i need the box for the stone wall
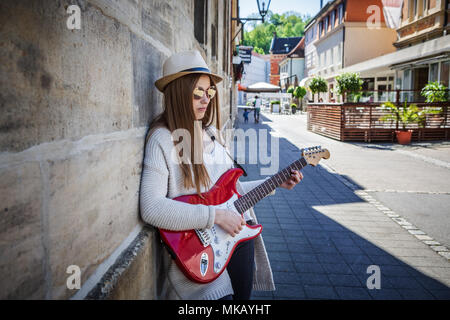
[0,0,234,299]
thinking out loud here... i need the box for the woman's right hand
[214,209,246,237]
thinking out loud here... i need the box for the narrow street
[234,109,450,300]
[258,111,450,249]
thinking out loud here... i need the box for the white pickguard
[196,194,262,274]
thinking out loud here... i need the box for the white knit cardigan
[139,126,275,300]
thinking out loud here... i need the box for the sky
[238,0,331,27]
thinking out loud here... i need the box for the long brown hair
[147,73,221,196]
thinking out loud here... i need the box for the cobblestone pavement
[232,109,450,300]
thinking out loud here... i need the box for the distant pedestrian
[243,109,250,123]
[254,95,261,123]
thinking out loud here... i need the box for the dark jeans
[254,108,260,122]
[219,236,255,300]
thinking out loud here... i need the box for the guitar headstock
[301,146,330,166]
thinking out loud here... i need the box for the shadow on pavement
[233,110,450,300]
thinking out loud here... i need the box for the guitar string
[234,157,308,213]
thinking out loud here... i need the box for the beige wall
[344,23,397,68]
[0,0,233,299]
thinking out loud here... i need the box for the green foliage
[335,72,363,98]
[293,86,307,99]
[242,11,310,54]
[308,77,328,95]
[290,103,297,108]
[270,100,280,105]
[379,101,420,130]
[253,47,265,54]
[421,81,448,103]
[378,100,442,129]
[287,86,295,94]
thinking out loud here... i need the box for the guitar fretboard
[234,157,308,214]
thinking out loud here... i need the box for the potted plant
[270,100,280,113]
[291,103,297,114]
[379,100,422,144]
[420,81,446,127]
[308,77,328,103]
[293,86,307,112]
[421,81,448,103]
[335,72,363,103]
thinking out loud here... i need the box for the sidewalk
[234,111,450,300]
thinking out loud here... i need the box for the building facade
[279,38,305,91]
[327,0,449,103]
[393,0,450,92]
[238,51,270,104]
[0,0,238,299]
[303,0,398,101]
[269,34,302,86]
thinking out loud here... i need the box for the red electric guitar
[159,146,330,283]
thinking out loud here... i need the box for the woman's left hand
[280,170,303,190]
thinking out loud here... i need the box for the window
[403,69,412,89]
[330,10,335,29]
[324,16,328,34]
[194,0,207,44]
[337,43,342,64]
[319,21,323,37]
[332,47,336,66]
[441,61,449,87]
[329,48,335,66]
[422,0,428,15]
[429,63,439,82]
[338,4,343,24]
[409,0,418,19]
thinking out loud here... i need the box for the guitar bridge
[195,229,211,247]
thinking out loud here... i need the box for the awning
[299,77,311,87]
[241,82,281,92]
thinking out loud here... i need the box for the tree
[242,11,311,54]
[293,86,307,111]
[308,77,328,102]
[335,72,363,102]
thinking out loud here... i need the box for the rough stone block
[0,1,133,152]
[46,136,144,299]
[0,162,46,299]
[131,33,164,128]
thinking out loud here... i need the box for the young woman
[140,51,303,300]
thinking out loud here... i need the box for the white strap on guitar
[205,127,247,176]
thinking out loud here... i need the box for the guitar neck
[234,157,308,214]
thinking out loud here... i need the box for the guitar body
[159,168,263,284]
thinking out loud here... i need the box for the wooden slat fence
[307,103,450,142]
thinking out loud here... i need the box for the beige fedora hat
[155,50,223,92]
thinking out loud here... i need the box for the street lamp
[232,0,272,42]
[256,0,271,23]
